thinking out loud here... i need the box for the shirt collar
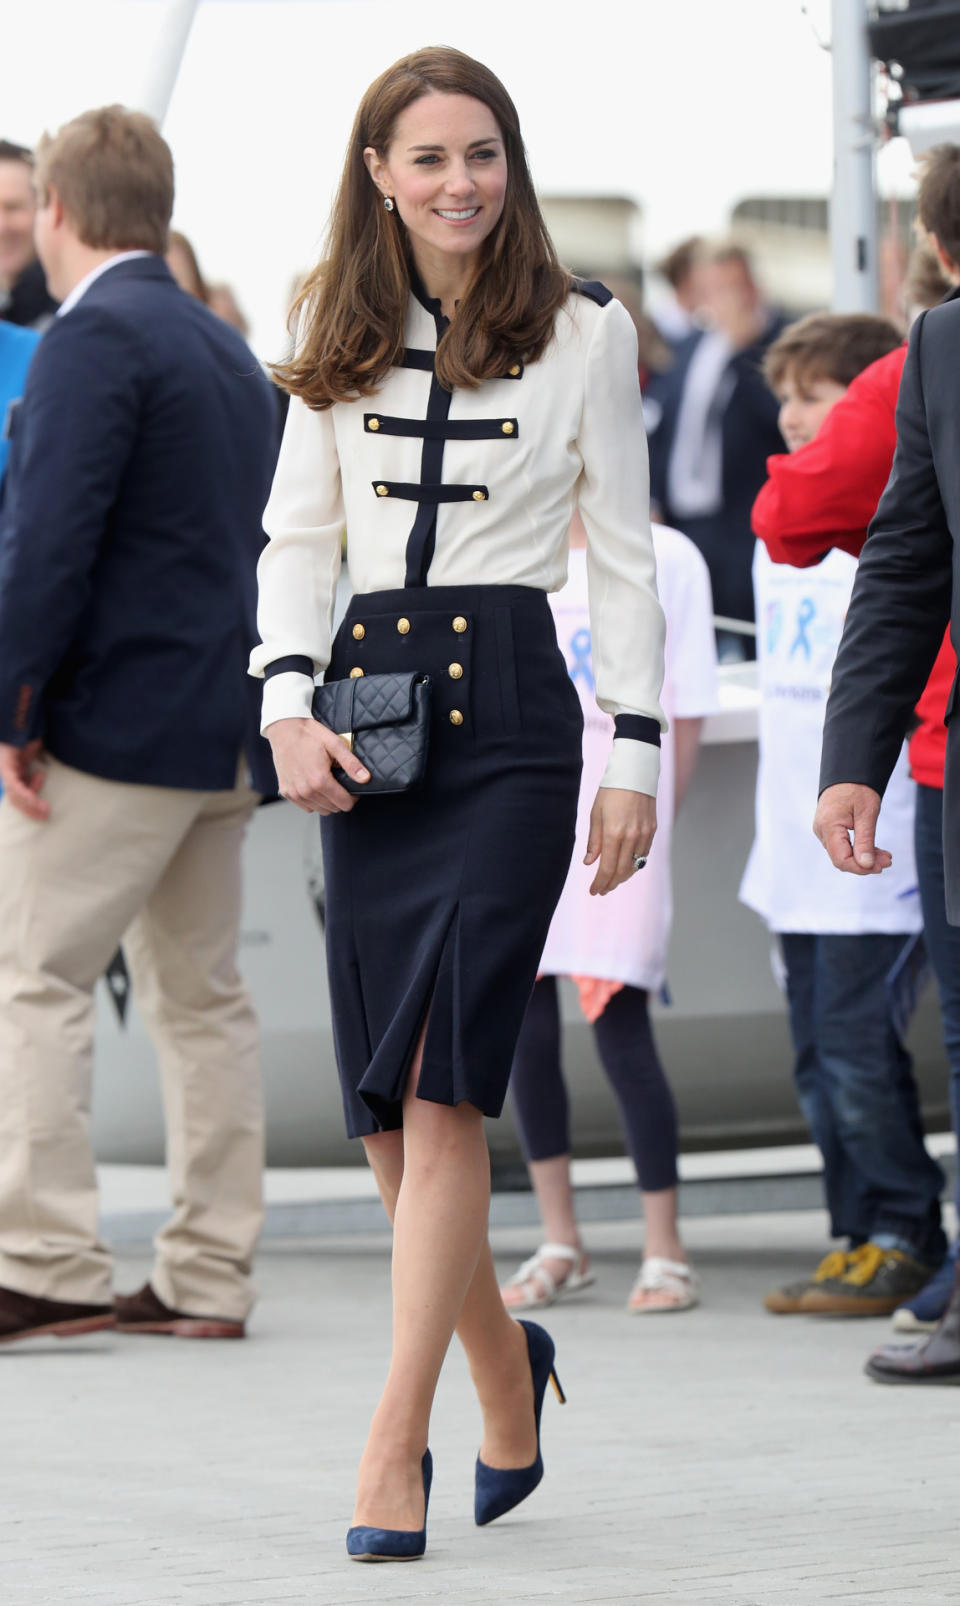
[56,251,154,318]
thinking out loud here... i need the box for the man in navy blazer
[0,107,278,1345]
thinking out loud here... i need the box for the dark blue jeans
[780,931,946,1264]
[914,783,960,1258]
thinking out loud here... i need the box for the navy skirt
[320,584,583,1138]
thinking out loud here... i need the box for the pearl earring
[383,197,395,213]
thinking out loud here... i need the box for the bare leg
[357,1114,544,1522]
[502,1153,591,1308]
[353,1052,493,1529]
[641,1185,686,1264]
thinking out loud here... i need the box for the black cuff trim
[365,414,518,441]
[372,481,489,504]
[264,655,314,680]
[614,713,661,747]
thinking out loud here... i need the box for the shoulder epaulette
[572,278,613,308]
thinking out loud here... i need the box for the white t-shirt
[541,525,718,988]
[740,544,921,935]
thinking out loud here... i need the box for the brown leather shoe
[0,1283,115,1344]
[114,1281,245,1338]
[865,1265,960,1384]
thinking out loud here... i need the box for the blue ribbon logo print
[789,598,816,660]
[568,627,594,690]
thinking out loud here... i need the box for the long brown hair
[275,47,570,409]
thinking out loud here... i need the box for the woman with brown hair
[251,46,665,1561]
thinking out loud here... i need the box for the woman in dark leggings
[501,512,718,1314]
[504,975,694,1312]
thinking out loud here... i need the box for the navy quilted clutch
[312,671,432,795]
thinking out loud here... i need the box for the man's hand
[0,740,50,821]
[584,787,657,896]
[265,716,370,815]
[813,782,891,876]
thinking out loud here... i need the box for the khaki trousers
[0,756,264,1320]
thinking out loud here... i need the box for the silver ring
[633,854,647,872]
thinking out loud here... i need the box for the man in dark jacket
[0,107,278,1345]
[644,245,786,656]
[0,140,58,328]
[815,147,960,1384]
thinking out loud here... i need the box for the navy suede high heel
[346,1450,432,1562]
[474,1320,566,1526]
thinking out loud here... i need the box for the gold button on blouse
[472,489,486,502]
[449,709,464,726]
[448,663,463,680]
[509,364,521,376]
[351,623,365,640]
[452,616,468,634]
[501,421,515,435]
[397,617,411,635]
[368,417,381,431]
[376,484,389,497]
[349,666,364,678]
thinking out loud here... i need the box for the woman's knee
[403,1094,486,1166]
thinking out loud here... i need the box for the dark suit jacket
[0,255,278,794]
[819,288,960,917]
[645,319,787,624]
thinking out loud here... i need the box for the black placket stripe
[403,367,452,587]
[403,292,454,589]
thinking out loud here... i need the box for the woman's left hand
[584,787,657,896]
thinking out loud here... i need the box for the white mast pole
[137,0,201,126]
[830,0,878,311]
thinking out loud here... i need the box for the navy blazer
[820,288,960,918]
[644,320,786,624]
[0,256,278,793]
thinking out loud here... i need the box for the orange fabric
[571,974,624,1024]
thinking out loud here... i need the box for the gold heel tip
[549,1370,567,1405]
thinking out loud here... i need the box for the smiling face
[0,158,38,290]
[364,91,507,287]
[776,371,848,452]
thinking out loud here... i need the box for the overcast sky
[2,0,917,356]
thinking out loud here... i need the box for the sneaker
[799,1243,936,1315]
[892,1257,955,1333]
[764,1248,860,1314]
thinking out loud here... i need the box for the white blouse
[251,283,667,795]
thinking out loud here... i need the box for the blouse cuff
[599,736,660,797]
[260,669,316,734]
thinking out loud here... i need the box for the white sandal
[501,1243,596,1311]
[627,1256,700,1314]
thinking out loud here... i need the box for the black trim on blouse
[366,413,519,442]
[374,481,489,504]
[378,267,526,587]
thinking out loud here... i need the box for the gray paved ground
[3,1209,958,1606]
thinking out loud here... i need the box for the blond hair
[35,105,173,255]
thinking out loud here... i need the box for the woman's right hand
[265,717,370,815]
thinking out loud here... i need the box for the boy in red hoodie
[753,146,960,1340]
[744,312,946,1318]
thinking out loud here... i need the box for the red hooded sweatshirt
[751,344,952,789]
